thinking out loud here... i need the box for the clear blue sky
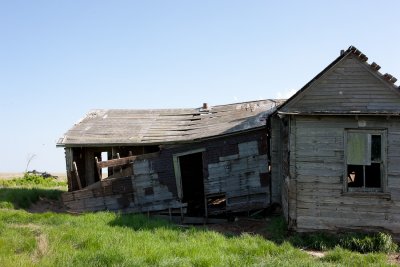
[1,0,399,172]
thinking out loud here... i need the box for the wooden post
[95,157,102,180]
[73,161,82,190]
[116,153,121,175]
[204,195,208,221]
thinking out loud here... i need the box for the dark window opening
[366,163,381,188]
[347,164,381,188]
[179,152,205,216]
[371,135,381,161]
[346,131,384,192]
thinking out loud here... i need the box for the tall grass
[0,174,66,209]
[0,177,397,266]
[0,211,315,267]
[0,173,67,188]
[0,210,396,266]
[0,188,64,209]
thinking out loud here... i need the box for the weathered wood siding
[271,115,295,225]
[288,115,400,235]
[62,154,185,213]
[206,140,269,212]
[281,55,400,113]
[132,155,180,209]
[63,129,271,214]
[166,130,271,213]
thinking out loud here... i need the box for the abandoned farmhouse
[58,46,400,237]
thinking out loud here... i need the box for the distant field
[0,172,67,180]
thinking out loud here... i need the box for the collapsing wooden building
[58,46,400,237]
[57,100,283,217]
[271,46,400,237]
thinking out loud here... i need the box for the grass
[0,173,66,209]
[267,216,398,254]
[0,175,398,266]
[0,173,67,188]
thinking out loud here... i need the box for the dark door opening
[179,152,205,216]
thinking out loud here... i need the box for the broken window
[346,130,386,192]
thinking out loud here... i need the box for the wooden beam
[96,155,136,168]
[370,62,381,71]
[95,157,102,181]
[383,73,393,81]
[72,161,82,190]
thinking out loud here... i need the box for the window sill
[342,191,391,200]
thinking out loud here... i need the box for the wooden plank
[97,155,136,168]
[72,162,82,190]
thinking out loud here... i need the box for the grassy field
[0,174,398,266]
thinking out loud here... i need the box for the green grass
[267,216,398,254]
[0,176,397,266]
[0,174,66,209]
[0,188,65,209]
[0,173,67,188]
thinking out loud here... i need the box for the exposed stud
[348,46,357,52]
[370,62,381,71]
[383,73,393,81]
[390,77,397,83]
[352,49,361,56]
[358,54,368,62]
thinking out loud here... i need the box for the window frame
[344,128,387,193]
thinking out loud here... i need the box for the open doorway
[177,152,205,216]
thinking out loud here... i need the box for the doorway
[177,152,205,216]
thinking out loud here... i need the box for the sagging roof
[278,46,400,115]
[58,99,284,147]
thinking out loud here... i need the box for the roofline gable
[277,46,400,113]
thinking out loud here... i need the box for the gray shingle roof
[57,99,283,146]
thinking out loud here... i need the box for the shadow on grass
[0,187,65,209]
[266,216,398,253]
[111,213,398,254]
